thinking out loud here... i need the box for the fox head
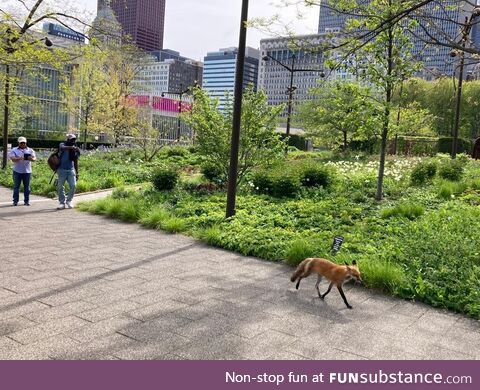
[345,260,362,284]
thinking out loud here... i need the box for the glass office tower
[202,47,259,110]
[99,0,166,51]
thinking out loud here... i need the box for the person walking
[8,136,36,206]
[57,134,80,210]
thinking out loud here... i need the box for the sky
[78,0,320,61]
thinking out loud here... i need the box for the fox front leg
[337,285,353,309]
[320,282,333,300]
[315,275,323,298]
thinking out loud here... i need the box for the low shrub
[201,162,226,184]
[251,166,301,198]
[251,171,274,195]
[359,257,407,294]
[199,225,223,247]
[139,206,171,229]
[163,217,187,233]
[151,167,179,191]
[299,165,335,188]
[437,180,467,200]
[410,161,437,186]
[438,159,465,181]
[112,187,135,199]
[284,239,316,266]
[164,146,189,157]
[381,203,425,220]
[103,175,125,188]
[271,174,301,198]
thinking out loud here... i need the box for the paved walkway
[0,185,479,360]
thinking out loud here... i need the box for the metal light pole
[2,30,52,169]
[285,55,296,139]
[225,0,249,218]
[162,83,190,142]
[451,7,480,159]
[262,53,324,138]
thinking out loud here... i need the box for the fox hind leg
[295,278,302,290]
[295,268,312,290]
[315,275,323,298]
[320,282,333,300]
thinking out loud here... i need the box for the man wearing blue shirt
[8,136,37,206]
[57,134,80,210]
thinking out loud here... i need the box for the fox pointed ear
[344,261,349,266]
[352,260,357,265]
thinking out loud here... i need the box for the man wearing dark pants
[57,134,80,210]
[8,136,36,206]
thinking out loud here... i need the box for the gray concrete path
[0,185,479,360]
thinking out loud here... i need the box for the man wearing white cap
[8,136,37,206]
[56,134,80,209]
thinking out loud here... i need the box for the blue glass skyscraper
[202,47,259,110]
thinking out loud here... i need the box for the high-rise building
[259,34,345,115]
[202,47,259,110]
[98,0,166,52]
[134,50,203,97]
[317,0,480,78]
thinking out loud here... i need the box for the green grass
[380,203,425,220]
[139,206,171,229]
[284,239,317,266]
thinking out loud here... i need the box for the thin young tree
[327,0,422,200]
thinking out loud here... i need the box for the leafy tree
[329,0,422,200]
[293,0,480,57]
[61,41,150,146]
[61,44,109,148]
[133,107,175,162]
[396,78,480,139]
[182,87,286,186]
[390,102,436,137]
[0,0,89,168]
[296,81,381,149]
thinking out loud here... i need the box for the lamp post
[451,6,480,159]
[161,83,191,142]
[2,30,52,169]
[262,53,324,138]
[225,0,249,219]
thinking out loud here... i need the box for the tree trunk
[376,22,394,201]
[343,130,347,150]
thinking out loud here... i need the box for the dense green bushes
[410,161,437,185]
[252,162,336,198]
[438,158,465,181]
[151,167,179,191]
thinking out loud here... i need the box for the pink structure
[130,95,192,114]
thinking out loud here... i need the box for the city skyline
[84,0,319,60]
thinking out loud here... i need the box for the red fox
[290,258,362,309]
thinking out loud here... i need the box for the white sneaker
[66,202,74,209]
[57,203,65,210]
